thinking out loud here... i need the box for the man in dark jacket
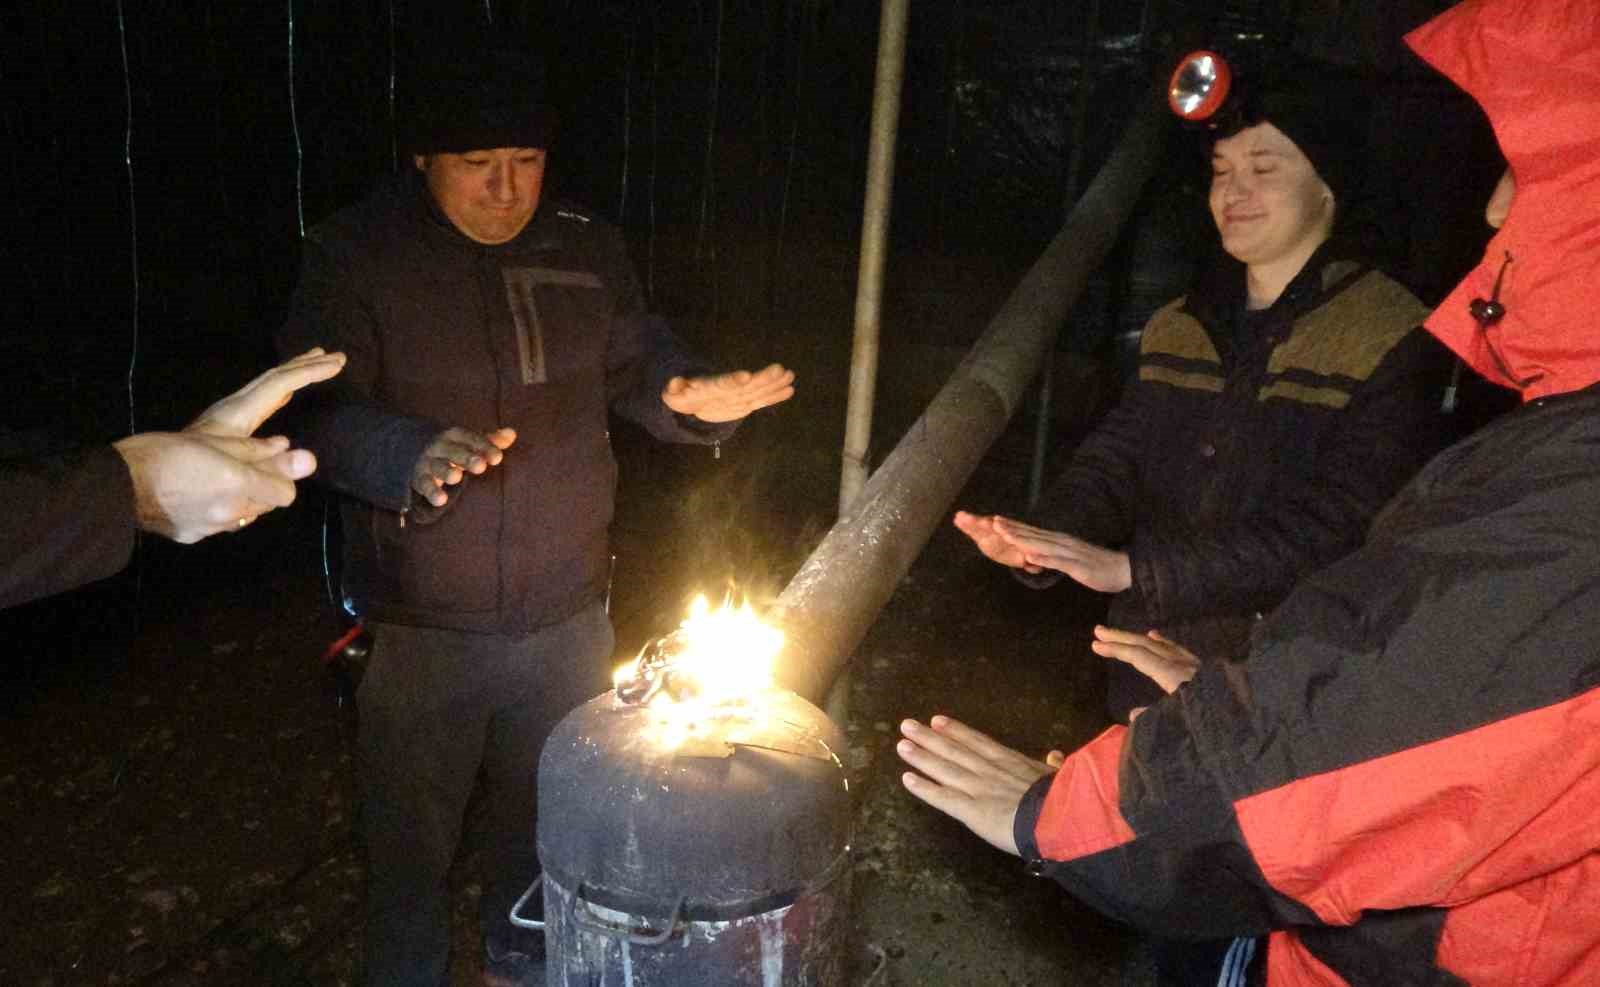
[899,1,1600,982]
[956,73,1448,722]
[275,44,793,987]
[0,348,344,609]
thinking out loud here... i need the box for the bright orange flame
[613,592,786,750]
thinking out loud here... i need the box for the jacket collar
[1186,238,1368,330]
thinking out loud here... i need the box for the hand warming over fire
[952,511,1035,571]
[411,427,517,508]
[898,715,1056,857]
[1091,625,1200,697]
[989,517,1131,593]
[662,363,796,423]
[186,347,347,438]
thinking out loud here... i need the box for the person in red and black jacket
[899,1,1600,984]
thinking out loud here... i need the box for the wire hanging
[116,0,140,436]
[697,0,723,255]
[699,0,725,332]
[288,0,305,237]
[389,0,398,171]
[646,0,660,298]
[773,0,810,310]
[618,2,633,222]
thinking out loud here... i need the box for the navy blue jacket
[278,175,728,635]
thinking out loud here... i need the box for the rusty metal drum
[522,685,852,985]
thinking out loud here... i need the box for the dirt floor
[1,244,1154,986]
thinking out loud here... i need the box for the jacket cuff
[1012,567,1062,590]
[369,418,449,512]
[675,412,738,443]
[1014,772,1054,860]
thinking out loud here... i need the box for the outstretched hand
[990,516,1131,593]
[661,363,796,423]
[113,432,314,543]
[411,427,517,507]
[1091,625,1201,701]
[111,349,344,543]
[897,715,1057,856]
[953,511,1035,570]
[186,347,347,438]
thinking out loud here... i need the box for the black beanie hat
[1210,64,1371,207]
[400,40,557,156]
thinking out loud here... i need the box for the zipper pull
[713,440,721,461]
[398,507,408,529]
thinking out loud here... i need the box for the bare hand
[1091,625,1201,697]
[113,432,314,543]
[992,517,1131,593]
[897,715,1056,857]
[411,427,516,507]
[661,363,796,423]
[953,511,1036,571]
[186,348,347,438]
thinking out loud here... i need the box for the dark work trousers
[357,606,614,987]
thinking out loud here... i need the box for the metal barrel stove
[516,685,852,985]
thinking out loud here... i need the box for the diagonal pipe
[773,84,1172,704]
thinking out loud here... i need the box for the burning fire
[612,592,786,751]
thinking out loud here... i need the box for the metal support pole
[839,0,911,514]
[775,89,1171,704]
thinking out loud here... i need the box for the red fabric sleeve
[1034,725,1137,860]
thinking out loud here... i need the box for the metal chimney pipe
[774,88,1172,704]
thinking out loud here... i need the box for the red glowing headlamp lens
[1168,50,1233,122]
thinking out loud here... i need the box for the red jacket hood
[1405,0,1600,401]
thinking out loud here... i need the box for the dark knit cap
[400,41,557,155]
[1211,65,1371,206]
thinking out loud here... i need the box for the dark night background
[1,1,1508,983]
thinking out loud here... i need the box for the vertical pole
[839,0,911,513]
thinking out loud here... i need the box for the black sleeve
[1030,381,1150,548]
[275,230,444,512]
[0,446,136,609]
[595,227,736,446]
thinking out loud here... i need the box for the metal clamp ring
[571,883,685,946]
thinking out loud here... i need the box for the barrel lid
[537,687,851,915]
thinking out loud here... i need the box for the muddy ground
[1,239,1153,986]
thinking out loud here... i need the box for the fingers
[896,715,1044,857]
[187,433,291,463]
[952,511,1027,567]
[412,426,515,506]
[903,717,1052,786]
[1089,624,1200,694]
[661,366,798,422]
[1045,750,1066,768]
[261,447,317,481]
[429,427,506,472]
[231,459,299,510]
[186,349,347,437]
